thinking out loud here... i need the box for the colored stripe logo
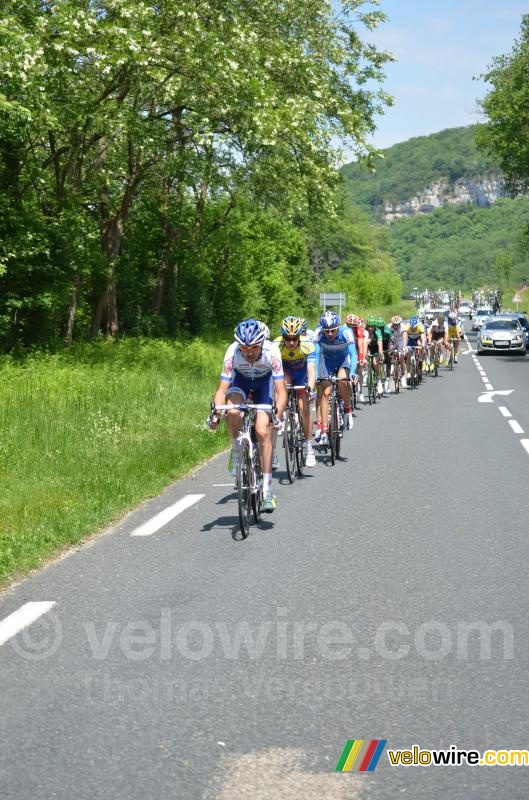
[335,740,387,772]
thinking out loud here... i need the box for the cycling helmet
[280,315,303,337]
[358,317,366,328]
[234,318,266,347]
[320,310,340,329]
[299,318,308,334]
[448,311,457,322]
[391,315,402,325]
[377,317,386,327]
[409,316,419,327]
[366,315,377,327]
[417,310,426,321]
[346,314,359,327]
[259,321,270,340]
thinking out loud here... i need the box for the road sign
[320,292,346,314]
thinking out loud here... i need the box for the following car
[477,317,526,355]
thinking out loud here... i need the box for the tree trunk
[64,273,81,344]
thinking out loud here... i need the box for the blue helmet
[410,316,419,327]
[234,318,266,347]
[320,310,340,329]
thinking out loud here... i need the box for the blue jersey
[314,325,357,373]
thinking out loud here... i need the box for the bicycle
[283,385,307,483]
[431,341,441,377]
[366,354,379,405]
[447,339,455,370]
[212,402,273,538]
[407,346,420,389]
[316,374,347,465]
[391,350,403,394]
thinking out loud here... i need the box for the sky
[363,0,527,150]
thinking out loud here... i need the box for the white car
[472,307,494,331]
[459,303,472,318]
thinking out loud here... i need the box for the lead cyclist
[211,318,287,512]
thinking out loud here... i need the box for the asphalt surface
[1,322,529,799]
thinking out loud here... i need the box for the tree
[478,15,529,194]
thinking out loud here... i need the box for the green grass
[0,303,415,586]
[0,338,229,586]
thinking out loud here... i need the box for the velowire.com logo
[335,740,388,772]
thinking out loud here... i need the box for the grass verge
[0,338,229,586]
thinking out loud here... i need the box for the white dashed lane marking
[0,602,56,648]
[131,494,205,537]
[471,353,528,455]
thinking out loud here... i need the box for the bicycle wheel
[329,395,337,465]
[449,348,454,370]
[410,358,416,389]
[284,410,297,483]
[335,400,342,459]
[251,449,262,524]
[393,362,401,394]
[295,419,305,477]
[237,440,252,538]
[434,351,439,377]
[369,364,377,404]
[352,379,358,410]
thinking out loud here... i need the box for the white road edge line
[131,494,205,537]
[521,440,529,456]
[0,602,56,647]
[509,420,525,434]
[213,483,236,487]
[485,383,494,391]
[499,406,512,418]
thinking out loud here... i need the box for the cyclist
[365,316,385,396]
[427,313,448,369]
[274,316,317,468]
[346,314,368,403]
[314,311,357,444]
[376,317,395,394]
[389,315,407,387]
[211,318,287,512]
[300,318,317,343]
[404,315,427,384]
[416,309,430,372]
[447,310,461,363]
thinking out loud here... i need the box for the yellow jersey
[274,334,316,372]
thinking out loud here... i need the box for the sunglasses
[284,336,300,343]
[240,344,261,352]
[326,327,339,334]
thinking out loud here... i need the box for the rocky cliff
[383,176,505,223]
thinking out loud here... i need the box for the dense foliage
[478,15,529,195]
[342,125,499,214]
[314,191,401,305]
[389,199,529,293]
[0,0,399,348]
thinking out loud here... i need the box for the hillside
[390,198,529,293]
[342,126,503,221]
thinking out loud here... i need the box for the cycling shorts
[226,371,273,406]
[368,338,391,354]
[431,331,445,342]
[318,353,351,380]
[284,365,309,392]
[407,337,422,349]
[448,326,460,340]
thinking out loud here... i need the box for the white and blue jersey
[220,340,284,404]
[314,324,358,376]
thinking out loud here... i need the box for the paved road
[1,325,529,799]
